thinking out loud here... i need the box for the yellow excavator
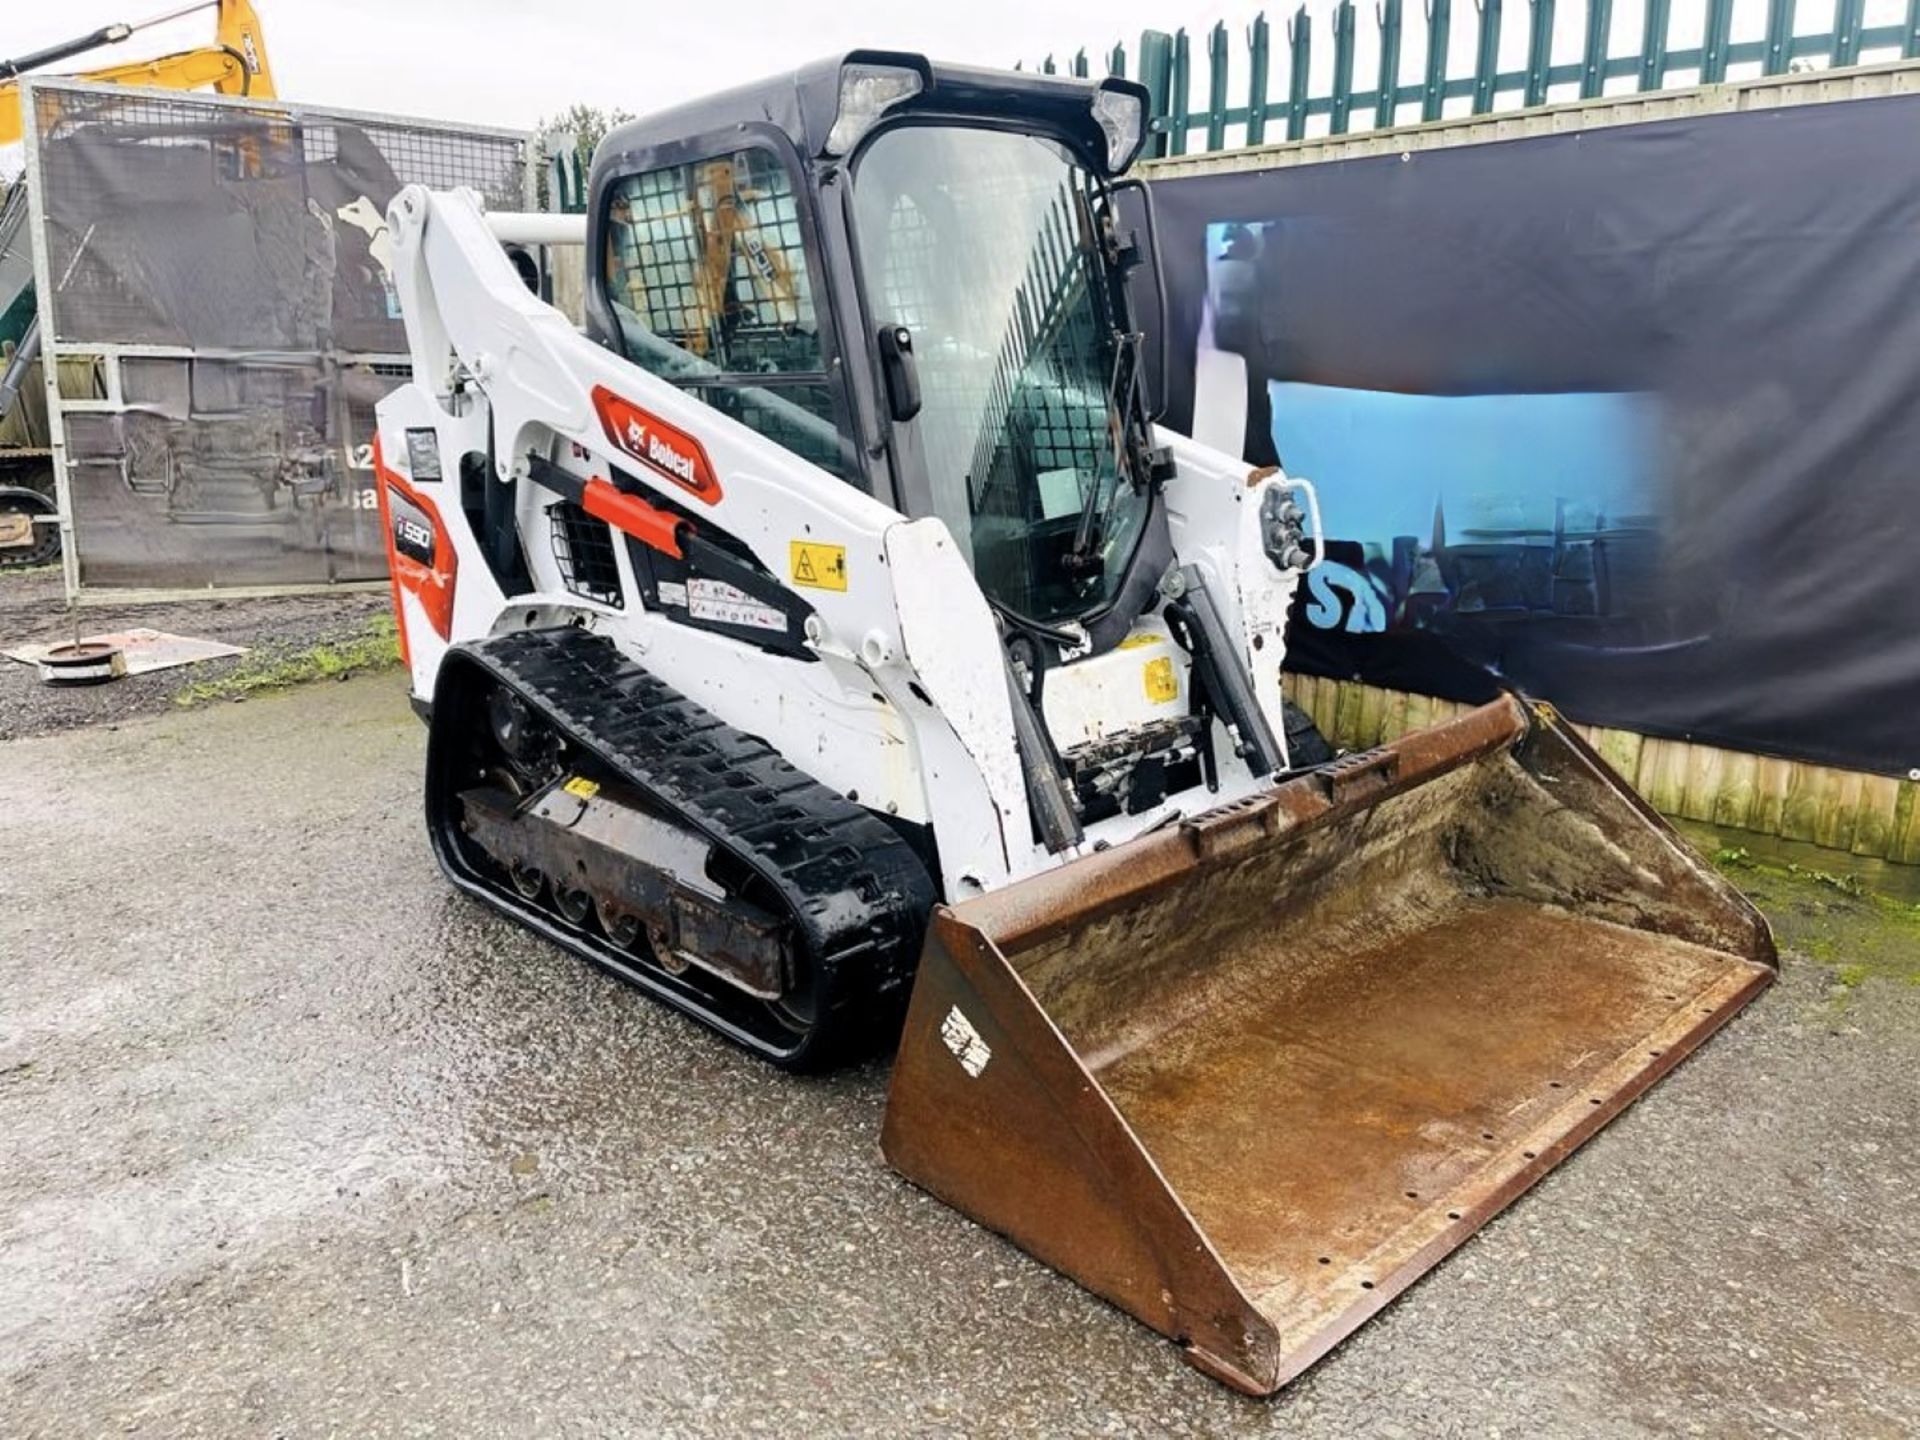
[0,0,276,567]
[0,0,275,146]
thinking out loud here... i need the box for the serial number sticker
[940,1005,992,1077]
[656,580,688,608]
[789,540,848,592]
[403,427,443,481]
[686,577,786,632]
[1143,655,1179,704]
[562,776,600,799]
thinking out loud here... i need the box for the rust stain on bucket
[883,697,1774,1393]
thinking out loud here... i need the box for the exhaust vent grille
[548,501,623,608]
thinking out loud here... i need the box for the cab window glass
[603,147,854,482]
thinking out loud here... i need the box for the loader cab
[585,53,1164,648]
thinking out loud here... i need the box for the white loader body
[375,185,1315,900]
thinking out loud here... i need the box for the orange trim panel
[374,436,458,646]
[590,385,723,505]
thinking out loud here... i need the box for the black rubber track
[425,627,937,1070]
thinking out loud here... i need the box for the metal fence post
[1423,0,1453,121]
[1702,0,1735,81]
[547,132,585,213]
[1833,0,1865,65]
[1525,0,1556,106]
[1764,0,1798,71]
[1286,5,1313,140]
[1331,0,1358,133]
[1639,0,1671,91]
[1581,0,1613,96]
[1108,40,1128,78]
[1376,0,1405,127]
[1472,0,1503,113]
[1207,22,1231,150]
[1248,12,1273,145]
[1137,29,1175,158]
[1170,28,1192,155]
[1073,48,1091,78]
[1908,0,1920,58]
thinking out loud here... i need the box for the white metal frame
[17,75,536,603]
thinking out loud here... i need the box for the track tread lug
[427,626,936,1068]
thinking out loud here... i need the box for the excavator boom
[0,0,274,147]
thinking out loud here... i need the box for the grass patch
[1706,842,1920,993]
[174,614,400,706]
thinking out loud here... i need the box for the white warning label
[940,1005,992,1078]
[686,578,785,632]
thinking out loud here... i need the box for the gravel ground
[0,567,388,740]
[2,674,1917,1438]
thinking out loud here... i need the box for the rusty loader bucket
[882,697,1775,1394]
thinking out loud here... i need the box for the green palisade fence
[1036,0,1920,155]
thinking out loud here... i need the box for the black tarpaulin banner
[1148,96,1920,779]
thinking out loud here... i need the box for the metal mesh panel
[548,501,623,607]
[605,148,819,373]
[24,80,528,590]
[869,168,1114,513]
[869,166,1118,617]
[602,145,855,483]
[33,85,525,352]
[968,190,1111,496]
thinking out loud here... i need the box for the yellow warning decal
[1117,631,1161,650]
[562,776,601,799]
[1143,656,1179,704]
[789,540,848,592]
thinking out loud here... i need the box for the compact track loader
[374,53,1774,1392]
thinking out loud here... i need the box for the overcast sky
[5,0,1892,143]
[8,0,1265,130]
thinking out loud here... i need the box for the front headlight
[1091,84,1147,173]
[826,63,924,155]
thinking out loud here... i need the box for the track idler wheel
[554,885,594,927]
[597,903,643,950]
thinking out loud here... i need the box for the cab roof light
[1091,84,1147,173]
[826,63,924,155]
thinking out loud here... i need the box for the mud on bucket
[882,695,1774,1393]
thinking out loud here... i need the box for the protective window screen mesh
[603,146,853,481]
[26,82,528,589]
[605,148,820,373]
